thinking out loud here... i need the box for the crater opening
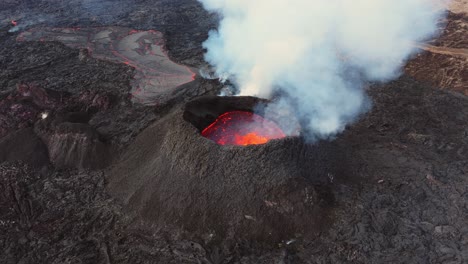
[183,96,300,146]
[201,111,286,146]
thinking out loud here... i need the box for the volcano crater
[108,96,346,242]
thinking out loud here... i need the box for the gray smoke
[198,0,445,140]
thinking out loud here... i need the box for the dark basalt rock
[108,96,345,242]
[34,112,111,169]
[0,128,49,167]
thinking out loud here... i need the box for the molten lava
[202,111,286,146]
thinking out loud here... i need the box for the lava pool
[201,111,286,146]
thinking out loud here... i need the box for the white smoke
[198,0,445,140]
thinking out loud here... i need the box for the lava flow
[16,27,195,105]
[202,111,286,146]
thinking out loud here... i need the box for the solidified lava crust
[17,27,196,105]
[1,1,467,263]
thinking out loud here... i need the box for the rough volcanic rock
[0,81,56,139]
[0,0,216,66]
[405,50,468,95]
[310,76,468,264]
[0,94,41,139]
[0,36,159,148]
[18,26,197,105]
[405,11,468,95]
[2,76,466,263]
[0,128,49,167]
[433,11,468,49]
[0,40,133,97]
[0,1,466,263]
[108,96,343,243]
[35,112,111,169]
[0,162,243,264]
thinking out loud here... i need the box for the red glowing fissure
[201,111,286,146]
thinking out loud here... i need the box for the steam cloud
[198,0,445,140]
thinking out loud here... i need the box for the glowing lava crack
[202,111,286,146]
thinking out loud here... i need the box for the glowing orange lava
[202,111,286,146]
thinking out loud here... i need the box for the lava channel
[201,111,286,146]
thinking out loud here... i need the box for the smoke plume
[198,0,445,140]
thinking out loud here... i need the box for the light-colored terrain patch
[418,44,468,58]
[405,2,468,95]
[448,0,468,14]
[432,0,467,14]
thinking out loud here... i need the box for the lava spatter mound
[108,96,345,243]
[201,111,286,146]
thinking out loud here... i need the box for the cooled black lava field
[0,1,467,263]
